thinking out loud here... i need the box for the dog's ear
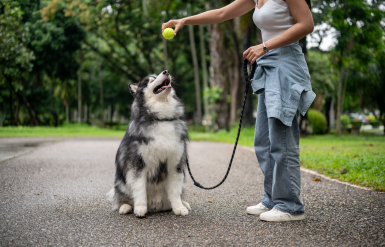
[128,83,138,96]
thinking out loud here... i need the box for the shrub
[308,109,327,134]
[341,114,351,128]
[351,120,363,129]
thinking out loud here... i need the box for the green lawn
[1,124,384,191]
[0,124,126,138]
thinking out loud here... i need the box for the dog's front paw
[182,201,191,210]
[119,204,132,214]
[134,205,147,217]
[173,206,189,216]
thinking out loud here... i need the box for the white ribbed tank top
[253,0,296,42]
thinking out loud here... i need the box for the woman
[162,0,315,222]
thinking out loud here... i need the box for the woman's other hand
[162,19,185,36]
[243,44,265,64]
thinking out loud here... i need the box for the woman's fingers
[243,48,250,59]
[162,20,183,36]
[246,50,254,60]
[161,20,175,33]
[174,23,182,35]
[251,56,258,64]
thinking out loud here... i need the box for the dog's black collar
[155,117,183,122]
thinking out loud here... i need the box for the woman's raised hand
[162,19,185,36]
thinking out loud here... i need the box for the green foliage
[308,109,327,134]
[308,51,338,97]
[26,7,85,80]
[0,4,35,84]
[340,114,351,128]
[203,86,222,104]
[351,120,362,129]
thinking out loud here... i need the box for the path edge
[240,145,376,192]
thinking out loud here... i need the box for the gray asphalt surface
[0,138,384,246]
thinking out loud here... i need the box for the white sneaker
[246,203,270,215]
[259,208,305,221]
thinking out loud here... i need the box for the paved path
[0,138,59,162]
[0,138,384,246]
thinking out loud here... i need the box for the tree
[188,4,202,126]
[315,0,384,135]
[27,1,85,125]
[0,4,37,125]
[363,50,385,134]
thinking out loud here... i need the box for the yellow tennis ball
[163,28,175,40]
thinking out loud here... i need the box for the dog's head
[129,70,172,100]
[128,70,183,120]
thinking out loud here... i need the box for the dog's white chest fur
[138,122,184,172]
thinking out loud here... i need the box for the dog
[107,70,191,217]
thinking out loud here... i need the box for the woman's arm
[162,0,255,35]
[243,0,314,64]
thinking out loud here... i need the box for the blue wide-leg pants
[254,92,304,215]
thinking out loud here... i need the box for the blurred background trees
[0,0,384,135]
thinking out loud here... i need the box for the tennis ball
[163,28,175,40]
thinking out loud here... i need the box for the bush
[341,115,351,128]
[351,120,363,129]
[308,109,327,134]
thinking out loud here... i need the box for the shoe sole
[246,209,269,215]
[260,214,305,222]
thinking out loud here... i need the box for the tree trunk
[65,104,69,125]
[78,49,83,123]
[52,112,58,127]
[313,93,324,111]
[209,23,229,130]
[241,15,255,127]
[229,49,240,125]
[188,24,202,125]
[9,86,13,126]
[336,66,344,135]
[98,61,105,126]
[228,17,241,126]
[6,78,38,126]
[341,66,350,117]
[84,104,88,123]
[108,104,112,123]
[15,96,21,126]
[199,24,209,131]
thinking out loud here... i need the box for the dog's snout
[163,70,169,75]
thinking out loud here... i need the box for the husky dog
[108,70,191,217]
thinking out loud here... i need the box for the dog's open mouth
[153,78,171,94]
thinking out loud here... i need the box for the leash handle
[186,59,256,190]
[243,59,257,92]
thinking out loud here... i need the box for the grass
[0,124,126,138]
[1,124,384,191]
[190,125,385,192]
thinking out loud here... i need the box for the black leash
[186,59,257,190]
